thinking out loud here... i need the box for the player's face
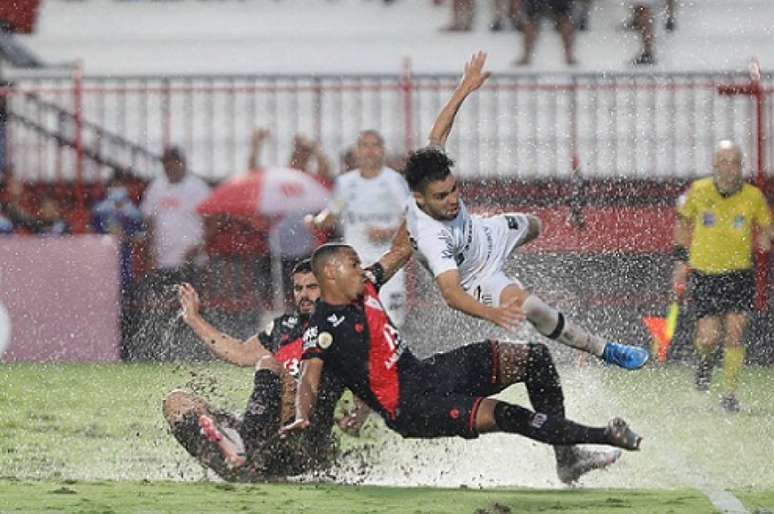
[713,147,743,194]
[415,175,460,221]
[333,248,367,301]
[356,133,385,171]
[292,272,320,315]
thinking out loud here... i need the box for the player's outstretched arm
[281,358,323,435]
[375,219,412,283]
[436,271,525,331]
[427,51,492,149]
[178,282,272,367]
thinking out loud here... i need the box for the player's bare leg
[499,285,649,370]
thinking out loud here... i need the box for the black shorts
[690,270,755,318]
[391,341,505,440]
[524,0,573,20]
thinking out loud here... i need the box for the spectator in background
[250,128,333,309]
[573,0,592,31]
[35,194,70,235]
[140,146,211,284]
[628,0,675,65]
[441,0,475,31]
[92,170,145,295]
[490,0,522,32]
[306,130,410,326]
[516,0,577,66]
[92,169,145,360]
[0,169,52,234]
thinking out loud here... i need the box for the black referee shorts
[391,341,506,440]
[690,270,755,318]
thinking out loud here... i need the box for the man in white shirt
[306,130,410,326]
[141,146,211,275]
[404,52,648,370]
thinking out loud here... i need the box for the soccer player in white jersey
[404,52,648,370]
[306,130,410,326]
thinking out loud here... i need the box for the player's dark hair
[311,243,352,277]
[291,258,313,276]
[404,146,455,192]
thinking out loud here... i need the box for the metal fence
[3,66,773,184]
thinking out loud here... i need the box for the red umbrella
[198,167,330,219]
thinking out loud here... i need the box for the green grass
[0,480,717,514]
[1,362,773,513]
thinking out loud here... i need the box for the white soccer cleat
[557,447,623,484]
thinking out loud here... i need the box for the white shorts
[466,212,529,307]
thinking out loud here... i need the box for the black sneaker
[632,51,656,66]
[720,394,740,413]
[489,19,503,32]
[605,418,642,451]
[665,16,676,32]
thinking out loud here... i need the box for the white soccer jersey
[140,173,211,268]
[329,167,409,263]
[406,197,530,298]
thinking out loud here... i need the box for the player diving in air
[403,51,649,370]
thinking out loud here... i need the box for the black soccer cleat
[605,417,642,451]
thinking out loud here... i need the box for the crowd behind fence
[3,68,773,186]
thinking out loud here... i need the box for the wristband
[367,262,386,285]
[673,246,689,262]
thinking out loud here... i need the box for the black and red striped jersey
[302,273,421,421]
[257,312,308,379]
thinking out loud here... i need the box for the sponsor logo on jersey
[318,332,334,349]
[302,326,319,350]
[733,214,746,229]
[703,212,716,227]
[282,316,298,329]
[327,314,345,327]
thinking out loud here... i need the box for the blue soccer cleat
[601,342,649,370]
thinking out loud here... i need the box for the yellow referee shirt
[677,177,771,274]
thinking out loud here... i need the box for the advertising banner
[0,235,120,362]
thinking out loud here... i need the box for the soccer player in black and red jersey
[282,242,644,484]
[162,260,367,482]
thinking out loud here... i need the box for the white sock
[522,295,607,357]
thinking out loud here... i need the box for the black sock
[240,369,281,455]
[525,343,565,418]
[493,402,608,446]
